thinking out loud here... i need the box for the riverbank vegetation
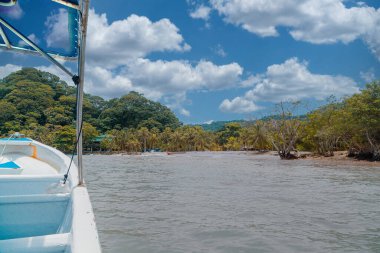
[1,68,379,161]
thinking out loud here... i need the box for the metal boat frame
[0,0,90,185]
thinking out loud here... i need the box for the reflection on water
[84,152,380,253]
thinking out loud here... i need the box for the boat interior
[0,138,75,253]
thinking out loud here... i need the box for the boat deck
[1,153,58,175]
[0,149,71,252]
[0,139,101,252]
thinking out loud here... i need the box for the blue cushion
[0,161,20,169]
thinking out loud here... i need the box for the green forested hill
[0,68,180,150]
[198,120,245,132]
[198,116,307,132]
[99,92,180,131]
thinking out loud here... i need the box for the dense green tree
[44,106,73,126]
[303,102,345,156]
[99,91,180,131]
[83,122,100,148]
[300,82,380,160]
[50,125,76,153]
[159,127,173,150]
[1,68,74,99]
[137,127,150,152]
[344,82,380,159]
[217,122,242,147]
[239,122,270,151]
[0,100,17,131]
[138,118,163,130]
[5,81,55,125]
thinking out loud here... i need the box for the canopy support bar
[0,45,77,60]
[52,0,80,10]
[0,18,75,79]
[0,0,17,7]
[0,24,11,48]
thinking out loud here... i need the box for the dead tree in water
[366,130,380,160]
[267,102,303,159]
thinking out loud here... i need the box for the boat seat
[0,161,23,175]
[0,193,70,204]
[0,233,69,253]
[0,175,68,196]
[0,174,63,181]
[0,161,20,169]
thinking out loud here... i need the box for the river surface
[83,152,380,253]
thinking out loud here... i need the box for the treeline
[1,68,379,160]
[90,82,380,160]
[97,82,380,161]
[302,82,380,160]
[0,68,180,151]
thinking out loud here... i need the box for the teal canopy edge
[0,1,80,58]
[0,138,32,141]
[0,0,16,6]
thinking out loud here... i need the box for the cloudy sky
[0,0,379,124]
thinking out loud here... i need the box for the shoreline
[264,150,379,167]
[84,150,379,167]
[301,151,380,167]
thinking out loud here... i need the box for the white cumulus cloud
[190,5,212,20]
[118,58,243,114]
[0,64,22,79]
[44,9,191,67]
[220,57,359,113]
[363,23,380,61]
[220,96,261,113]
[246,58,359,102]
[360,68,376,83]
[180,108,191,117]
[0,64,73,86]
[212,44,227,57]
[45,8,70,50]
[86,9,191,67]
[120,58,243,97]
[84,65,134,98]
[9,7,246,117]
[18,34,40,47]
[210,0,380,59]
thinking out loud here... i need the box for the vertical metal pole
[77,0,90,186]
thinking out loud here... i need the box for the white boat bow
[0,138,102,253]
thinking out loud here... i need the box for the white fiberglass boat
[0,0,102,252]
[0,136,101,252]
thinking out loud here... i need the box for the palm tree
[137,127,150,152]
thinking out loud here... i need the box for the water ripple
[84,152,380,253]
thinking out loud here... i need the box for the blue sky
[1,0,380,124]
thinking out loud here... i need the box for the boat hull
[0,139,101,252]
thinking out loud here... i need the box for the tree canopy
[0,68,180,152]
[1,68,379,160]
[99,91,180,131]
